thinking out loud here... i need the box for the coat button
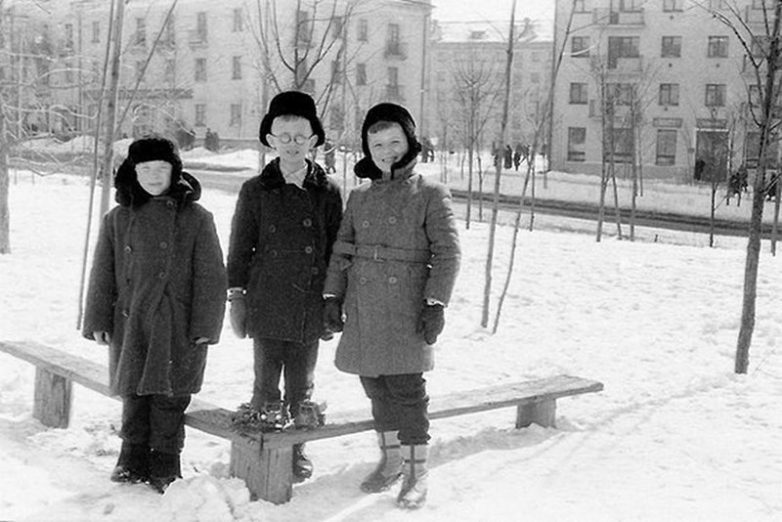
[269,225,276,233]
[304,246,313,254]
[122,309,129,318]
[166,201,174,208]
[271,250,278,258]
[302,218,312,227]
[388,276,398,284]
[158,272,166,279]
[359,277,367,284]
[388,216,397,224]
[361,220,370,228]
[124,245,132,254]
[160,241,168,249]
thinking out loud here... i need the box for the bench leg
[33,367,72,428]
[230,437,293,504]
[516,399,556,429]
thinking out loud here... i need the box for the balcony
[593,8,645,27]
[744,5,771,26]
[129,33,147,52]
[384,41,407,60]
[607,56,644,75]
[188,30,207,48]
[385,84,405,102]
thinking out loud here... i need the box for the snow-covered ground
[1,153,781,521]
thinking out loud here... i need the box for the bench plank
[0,340,604,506]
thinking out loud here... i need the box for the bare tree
[707,0,782,373]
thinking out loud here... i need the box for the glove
[230,299,247,339]
[417,304,445,345]
[323,297,344,333]
[93,331,110,345]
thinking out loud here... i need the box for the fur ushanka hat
[354,102,422,180]
[258,91,325,148]
[115,135,195,207]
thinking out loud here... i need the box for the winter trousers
[120,393,191,455]
[251,337,319,417]
[360,373,430,446]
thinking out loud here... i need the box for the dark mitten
[323,297,344,333]
[230,299,247,338]
[417,303,445,344]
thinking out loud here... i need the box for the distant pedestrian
[504,145,513,169]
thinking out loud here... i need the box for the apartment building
[0,0,431,146]
[424,19,552,152]
[551,0,772,181]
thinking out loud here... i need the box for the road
[191,169,775,239]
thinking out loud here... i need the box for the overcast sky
[430,0,554,22]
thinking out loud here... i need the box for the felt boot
[292,443,313,482]
[360,431,403,493]
[110,442,149,484]
[396,444,428,509]
[148,450,181,493]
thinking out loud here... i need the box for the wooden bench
[0,340,603,504]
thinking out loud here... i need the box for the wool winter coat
[82,169,226,397]
[226,158,343,343]
[323,163,461,377]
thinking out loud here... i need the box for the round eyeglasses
[269,133,313,145]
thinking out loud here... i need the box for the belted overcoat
[323,162,460,376]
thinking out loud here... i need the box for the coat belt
[333,241,430,263]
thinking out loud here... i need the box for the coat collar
[259,157,329,190]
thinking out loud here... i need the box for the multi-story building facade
[0,0,431,147]
[424,19,552,153]
[551,0,774,181]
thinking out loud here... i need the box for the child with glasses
[226,91,343,482]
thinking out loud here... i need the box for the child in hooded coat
[82,135,226,492]
[323,103,460,509]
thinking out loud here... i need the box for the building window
[387,23,401,55]
[330,106,344,131]
[569,82,588,104]
[195,104,206,126]
[331,59,341,84]
[232,56,241,80]
[164,59,175,83]
[571,36,590,57]
[663,0,682,11]
[64,23,74,50]
[356,63,366,85]
[196,12,208,42]
[230,103,241,126]
[358,19,368,42]
[610,83,635,105]
[656,130,677,166]
[296,10,312,45]
[163,15,175,46]
[659,83,680,106]
[195,58,207,82]
[608,36,640,68]
[705,84,726,106]
[661,36,681,57]
[568,127,586,161]
[233,8,243,32]
[612,128,633,163]
[135,60,144,81]
[388,66,399,86]
[135,17,146,46]
[333,16,344,38]
[707,36,728,57]
[92,21,100,43]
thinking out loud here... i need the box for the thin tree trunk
[736,0,782,374]
[610,160,622,239]
[98,0,125,218]
[0,102,9,254]
[771,172,780,255]
[482,0,516,328]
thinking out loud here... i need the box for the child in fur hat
[82,135,227,493]
[323,103,461,509]
[226,91,343,481]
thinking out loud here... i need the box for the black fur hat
[115,135,190,207]
[354,102,422,180]
[258,91,325,147]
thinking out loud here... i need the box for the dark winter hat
[354,102,422,179]
[258,91,325,148]
[127,135,183,174]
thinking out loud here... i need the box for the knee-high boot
[360,430,403,493]
[397,444,428,509]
